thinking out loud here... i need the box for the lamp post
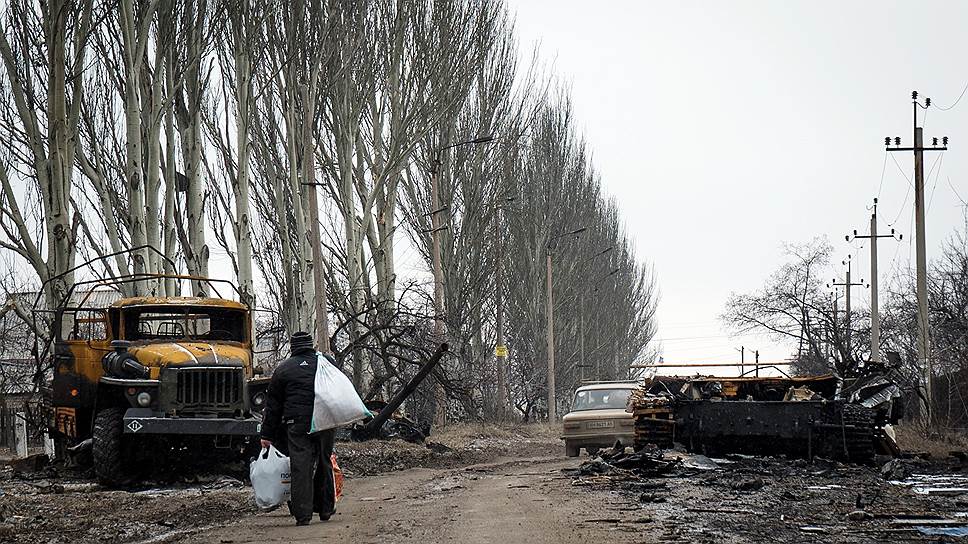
[429,135,496,427]
[546,227,586,421]
[576,248,615,382]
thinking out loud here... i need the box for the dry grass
[432,421,560,445]
[894,424,968,458]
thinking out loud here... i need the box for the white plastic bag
[249,445,291,509]
[310,353,370,432]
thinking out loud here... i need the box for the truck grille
[171,367,243,413]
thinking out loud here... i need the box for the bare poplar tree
[0,0,95,310]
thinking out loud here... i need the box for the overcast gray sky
[506,0,968,370]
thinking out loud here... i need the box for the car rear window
[572,388,633,411]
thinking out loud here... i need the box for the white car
[561,382,637,457]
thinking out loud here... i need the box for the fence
[0,401,46,453]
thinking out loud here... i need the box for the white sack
[249,445,290,509]
[311,353,370,432]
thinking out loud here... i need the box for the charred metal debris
[627,370,904,464]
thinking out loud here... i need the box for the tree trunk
[120,0,149,295]
[234,43,254,308]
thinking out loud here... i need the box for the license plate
[586,421,614,429]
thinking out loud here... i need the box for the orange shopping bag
[332,453,344,502]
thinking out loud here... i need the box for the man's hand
[260,439,272,450]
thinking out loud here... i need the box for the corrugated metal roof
[6,289,123,310]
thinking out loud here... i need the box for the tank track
[826,403,876,464]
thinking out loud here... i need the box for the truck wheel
[565,441,579,457]
[93,407,134,486]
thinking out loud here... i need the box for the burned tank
[628,372,902,464]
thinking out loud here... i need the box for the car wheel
[565,441,579,457]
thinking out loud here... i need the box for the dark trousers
[286,423,336,522]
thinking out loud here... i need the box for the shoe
[296,519,312,526]
[319,510,336,521]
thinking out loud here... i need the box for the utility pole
[301,86,329,354]
[430,159,447,428]
[545,227,587,421]
[831,294,838,362]
[429,136,497,428]
[886,91,948,426]
[829,255,866,362]
[847,198,902,364]
[576,250,615,384]
[494,204,507,421]
[545,252,556,421]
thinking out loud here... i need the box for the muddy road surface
[190,451,968,544]
[4,423,967,543]
[194,456,645,544]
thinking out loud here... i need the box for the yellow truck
[45,274,269,486]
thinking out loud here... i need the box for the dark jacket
[261,348,319,442]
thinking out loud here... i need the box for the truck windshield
[572,388,633,411]
[123,306,246,342]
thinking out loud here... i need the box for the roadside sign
[494,345,508,357]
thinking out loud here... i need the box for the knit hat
[290,331,315,353]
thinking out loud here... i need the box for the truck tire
[93,407,134,486]
[565,441,579,457]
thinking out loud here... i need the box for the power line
[934,79,968,111]
[947,176,967,207]
[657,333,734,342]
[875,153,889,200]
[887,181,911,226]
[927,152,944,213]
[889,151,913,187]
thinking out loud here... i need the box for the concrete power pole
[830,255,866,363]
[886,91,948,425]
[545,227,586,421]
[300,84,330,353]
[494,205,507,421]
[429,135,497,427]
[847,198,902,364]
[430,161,447,427]
[545,252,556,421]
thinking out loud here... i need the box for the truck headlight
[252,392,266,407]
[137,391,152,407]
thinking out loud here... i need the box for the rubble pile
[566,444,968,542]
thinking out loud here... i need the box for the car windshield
[572,388,633,411]
[123,306,246,342]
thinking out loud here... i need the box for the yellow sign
[494,345,508,357]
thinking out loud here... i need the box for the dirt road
[192,455,644,544]
[189,450,968,544]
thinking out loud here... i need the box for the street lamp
[545,227,586,421]
[429,135,499,337]
[575,248,614,383]
[429,135,497,427]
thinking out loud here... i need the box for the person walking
[260,331,336,525]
